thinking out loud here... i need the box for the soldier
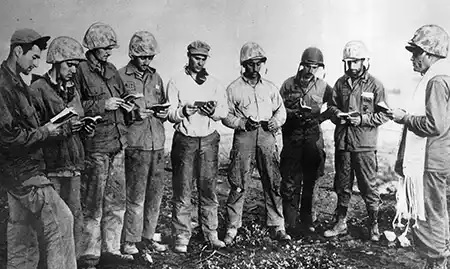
[30,36,94,262]
[222,42,291,245]
[324,40,389,241]
[167,40,228,253]
[74,22,134,268]
[389,25,450,269]
[279,47,332,234]
[0,29,77,268]
[119,31,168,256]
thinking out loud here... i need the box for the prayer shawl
[394,59,450,232]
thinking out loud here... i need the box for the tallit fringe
[393,174,419,237]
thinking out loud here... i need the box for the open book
[50,107,78,124]
[376,101,391,112]
[338,111,361,119]
[123,92,144,103]
[80,115,103,125]
[193,100,216,107]
[149,102,171,113]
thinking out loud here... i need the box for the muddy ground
[0,128,434,268]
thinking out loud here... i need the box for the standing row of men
[0,21,449,269]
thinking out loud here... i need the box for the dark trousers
[280,135,325,228]
[171,131,220,246]
[334,150,380,215]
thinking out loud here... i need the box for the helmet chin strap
[344,59,370,78]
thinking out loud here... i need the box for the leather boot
[205,232,226,249]
[368,210,380,242]
[324,207,348,238]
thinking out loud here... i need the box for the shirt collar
[1,61,27,89]
[125,61,155,78]
[86,51,115,79]
[344,70,369,85]
[241,74,263,86]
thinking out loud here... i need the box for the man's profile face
[410,47,430,74]
[188,54,207,73]
[17,44,41,75]
[58,60,80,81]
[94,47,113,63]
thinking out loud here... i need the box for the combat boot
[368,210,380,242]
[206,232,226,249]
[223,228,238,245]
[324,216,348,237]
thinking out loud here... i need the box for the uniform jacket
[0,62,50,189]
[74,51,130,153]
[118,62,166,151]
[329,71,389,152]
[30,73,85,174]
[280,74,332,140]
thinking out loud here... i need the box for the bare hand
[70,120,83,133]
[267,118,278,132]
[105,97,124,111]
[120,102,135,112]
[138,108,153,119]
[182,105,198,117]
[348,115,361,126]
[155,107,169,119]
[44,122,64,137]
[198,101,217,116]
[83,123,95,137]
[391,108,407,123]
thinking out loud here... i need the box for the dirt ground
[0,128,431,269]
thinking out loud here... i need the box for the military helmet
[129,31,159,58]
[46,36,85,64]
[301,47,324,67]
[406,24,449,58]
[342,40,369,61]
[82,22,119,50]
[240,42,267,64]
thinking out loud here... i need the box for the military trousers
[7,180,76,269]
[280,134,325,228]
[123,148,165,242]
[171,131,221,246]
[334,150,380,215]
[79,150,126,265]
[226,128,285,230]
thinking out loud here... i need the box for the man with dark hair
[167,40,228,253]
[0,29,76,269]
[223,42,290,244]
[75,22,134,268]
[119,31,168,256]
[325,40,389,242]
[280,47,332,234]
[30,36,95,262]
[390,24,450,269]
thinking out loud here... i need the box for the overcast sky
[1,0,450,107]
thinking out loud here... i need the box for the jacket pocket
[361,92,374,113]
